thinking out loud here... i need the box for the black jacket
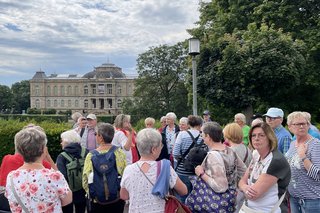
[56,143,89,204]
[157,124,180,161]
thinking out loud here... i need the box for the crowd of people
[0,107,319,213]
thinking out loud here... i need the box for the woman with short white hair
[56,129,88,213]
[120,128,187,212]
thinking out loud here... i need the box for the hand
[244,186,258,200]
[297,143,308,159]
[195,165,204,177]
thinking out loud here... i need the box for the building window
[84,85,88,95]
[107,84,112,94]
[98,84,105,94]
[47,100,51,107]
[75,100,79,107]
[117,99,122,108]
[117,85,122,94]
[61,86,65,96]
[47,86,51,96]
[68,100,71,107]
[67,86,72,95]
[91,84,96,94]
[107,98,112,108]
[35,99,40,108]
[75,86,79,95]
[128,84,132,95]
[84,99,88,108]
[54,100,58,107]
[61,100,65,107]
[54,86,58,96]
[35,85,40,96]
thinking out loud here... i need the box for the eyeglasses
[251,133,266,138]
[266,116,280,121]
[94,132,98,136]
[292,123,308,127]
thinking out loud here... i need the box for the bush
[0,119,71,163]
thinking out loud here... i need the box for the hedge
[0,119,72,163]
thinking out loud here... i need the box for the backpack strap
[80,147,86,158]
[61,151,73,162]
[175,131,200,169]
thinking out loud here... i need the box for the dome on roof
[83,63,126,79]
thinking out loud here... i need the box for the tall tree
[0,85,13,113]
[122,43,190,119]
[189,0,319,120]
[11,80,30,114]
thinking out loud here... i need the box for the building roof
[32,70,47,79]
[83,63,126,79]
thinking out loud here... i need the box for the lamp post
[188,38,200,116]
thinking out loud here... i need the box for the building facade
[30,63,135,115]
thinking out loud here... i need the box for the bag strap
[10,176,29,213]
[61,151,73,162]
[271,192,286,213]
[243,146,249,164]
[137,163,154,186]
[176,131,200,169]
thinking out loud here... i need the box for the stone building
[30,62,136,115]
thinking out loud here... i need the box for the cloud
[0,0,200,86]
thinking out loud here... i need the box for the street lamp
[188,38,200,116]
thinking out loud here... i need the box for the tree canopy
[189,0,320,121]
[122,43,191,119]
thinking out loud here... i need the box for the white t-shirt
[112,130,132,165]
[121,161,178,213]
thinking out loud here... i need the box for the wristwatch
[301,156,308,162]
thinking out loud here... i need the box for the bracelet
[301,156,308,162]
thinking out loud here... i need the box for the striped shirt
[173,130,203,176]
[285,137,320,199]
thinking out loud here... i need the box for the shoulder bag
[137,161,191,213]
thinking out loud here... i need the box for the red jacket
[0,153,51,186]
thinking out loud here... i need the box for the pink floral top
[5,168,70,213]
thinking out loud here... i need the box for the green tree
[198,24,306,118]
[122,43,191,119]
[189,0,319,121]
[11,80,30,114]
[0,85,13,113]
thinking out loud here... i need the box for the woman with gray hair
[159,112,180,161]
[5,127,72,212]
[286,111,320,213]
[120,128,187,212]
[56,129,89,213]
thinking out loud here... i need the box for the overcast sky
[0,0,202,87]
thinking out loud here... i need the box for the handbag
[185,151,238,212]
[185,176,237,213]
[165,194,192,213]
[137,161,191,213]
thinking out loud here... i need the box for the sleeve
[169,165,178,189]
[82,153,93,194]
[52,171,70,199]
[115,149,127,176]
[307,141,320,181]
[56,154,68,181]
[172,132,183,158]
[120,164,132,190]
[282,136,291,154]
[203,152,228,192]
[113,131,128,149]
[266,152,290,180]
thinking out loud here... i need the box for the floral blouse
[5,169,70,213]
